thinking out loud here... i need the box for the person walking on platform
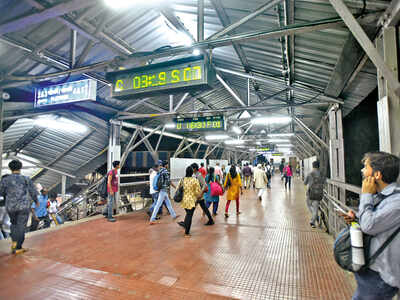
[147,163,166,219]
[265,163,272,189]
[242,163,252,189]
[192,163,214,226]
[199,163,207,178]
[254,164,268,201]
[341,152,400,300]
[149,160,178,225]
[30,188,51,231]
[304,161,326,228]
[279,160,285,181]
[107,161,120,222]
[205,167,221,216]
[224,165,242,218]
[177,166,201,237]
[214,162,223,183]
[0,160,38,254]
[283,163,293,190]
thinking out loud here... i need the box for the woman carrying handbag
[205,167,222,216]
[224,165,242,218]
[177,166,201,237]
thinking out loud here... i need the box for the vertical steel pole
[247,78,250,106]
[198,0,204,42]
[169,95,173,112]
[61,175,67,203]
[70,30,77,68]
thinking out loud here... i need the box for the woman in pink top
[283,163,293,190]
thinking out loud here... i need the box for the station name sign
[106,56,216,99]
[174,115,225,132]
[35,79,97,108]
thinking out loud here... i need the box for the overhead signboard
[35,79,97,108]
[272,152,284,156]
[257,147,270,151]
[106,56,216,99]
[174,115,225,132]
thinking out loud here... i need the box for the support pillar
[329,107,346,203]
[376,27,400,156]
[61,175,66,203]
[108,122,121,214]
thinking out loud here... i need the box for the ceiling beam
[0,0,97,35]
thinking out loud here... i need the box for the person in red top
[283,163,293,190]
[107,161,120,222]
[199,163,207,178]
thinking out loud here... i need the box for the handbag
[173,179,184,203]
[210,181,223,196]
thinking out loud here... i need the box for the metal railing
[320,179,361,237]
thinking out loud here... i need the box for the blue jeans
[353,268,398,300]
[150,190,176,222]
[206,201,219,215]
[107,194,115,218]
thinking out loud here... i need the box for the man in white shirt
[147,163,163,219]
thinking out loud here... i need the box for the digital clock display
[106,56,215,99]
[174,115,225,132]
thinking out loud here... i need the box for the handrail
[326,178,361,194]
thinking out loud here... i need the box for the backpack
[309,172,325,201]
[334,224,400,273]
[333,190,400,273]
[152,173,161,191]
[209,175,223,196]
[173,179,184,203]
[97,170,115,199]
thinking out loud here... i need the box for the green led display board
[174,115,225,132]
[257,147,270,151]
[272,153,284,156]
[106,56,216,99]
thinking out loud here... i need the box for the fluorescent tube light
[165,123,175,129]
[276,144,293,147]
[224,139,244,145]
[268,133,294,137]
[268,139,291,143]
[205,134,229,141]
[193,49,201,56]
[252,116,291,125]
[34,116,87,134]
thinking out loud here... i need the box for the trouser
[8,209,30,249]
[244,176,251,189]
[256,188,265,198]
[225,197,239,213]
[309,199,320,224]
[353,268,398,300]
[107,194,115,218]
[150,189,176,222]
[30,214,51,232]
[267,176,271,188]
[206,201,219,215]
[184,207,195,234]
[285,176,291,189]
[149,192,166,215]
[196,199,213,222]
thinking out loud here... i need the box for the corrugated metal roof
[0,0,391,177]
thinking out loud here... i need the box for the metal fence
[320,179,361,237]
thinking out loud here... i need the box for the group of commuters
[0,160,63,254]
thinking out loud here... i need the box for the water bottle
[350,222,365,271]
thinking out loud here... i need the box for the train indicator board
[106,56,216,99]
[272,153,284,156]
[174,115,225,132]
[35,79,97,108]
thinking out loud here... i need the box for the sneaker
[310,223,316,228]
[204,220,214,226]
[155,216,161,220]
[13,248,28,255]
[11,242,17,254]
[108,218,116,222]
[224,213,229,218]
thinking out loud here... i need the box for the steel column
[198,0,205,42]
[61,175,67,203]
[328,107,346,203]
[376,27,400,155]
[70,30,77,68]
[169,95,174,112]
[0,92,3,177]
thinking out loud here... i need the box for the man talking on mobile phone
[340,152,400,300]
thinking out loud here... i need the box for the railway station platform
[0,176,354,300]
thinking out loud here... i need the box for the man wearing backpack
[342,152,400,300]
[304,161,325,228]
[149,160,178,225]
[106,161,120,222]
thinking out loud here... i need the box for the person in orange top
[199,163,207,178]
[224,165,242,218]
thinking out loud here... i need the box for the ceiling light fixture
[231,126,242,135]
[268,139,291,143]
[34,116,87,134]
[205,134,229,141]
[252,116,291,125]
[165,123,176,129]
[268,133,294,137]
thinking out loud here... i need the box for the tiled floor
[0,175,355,299]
